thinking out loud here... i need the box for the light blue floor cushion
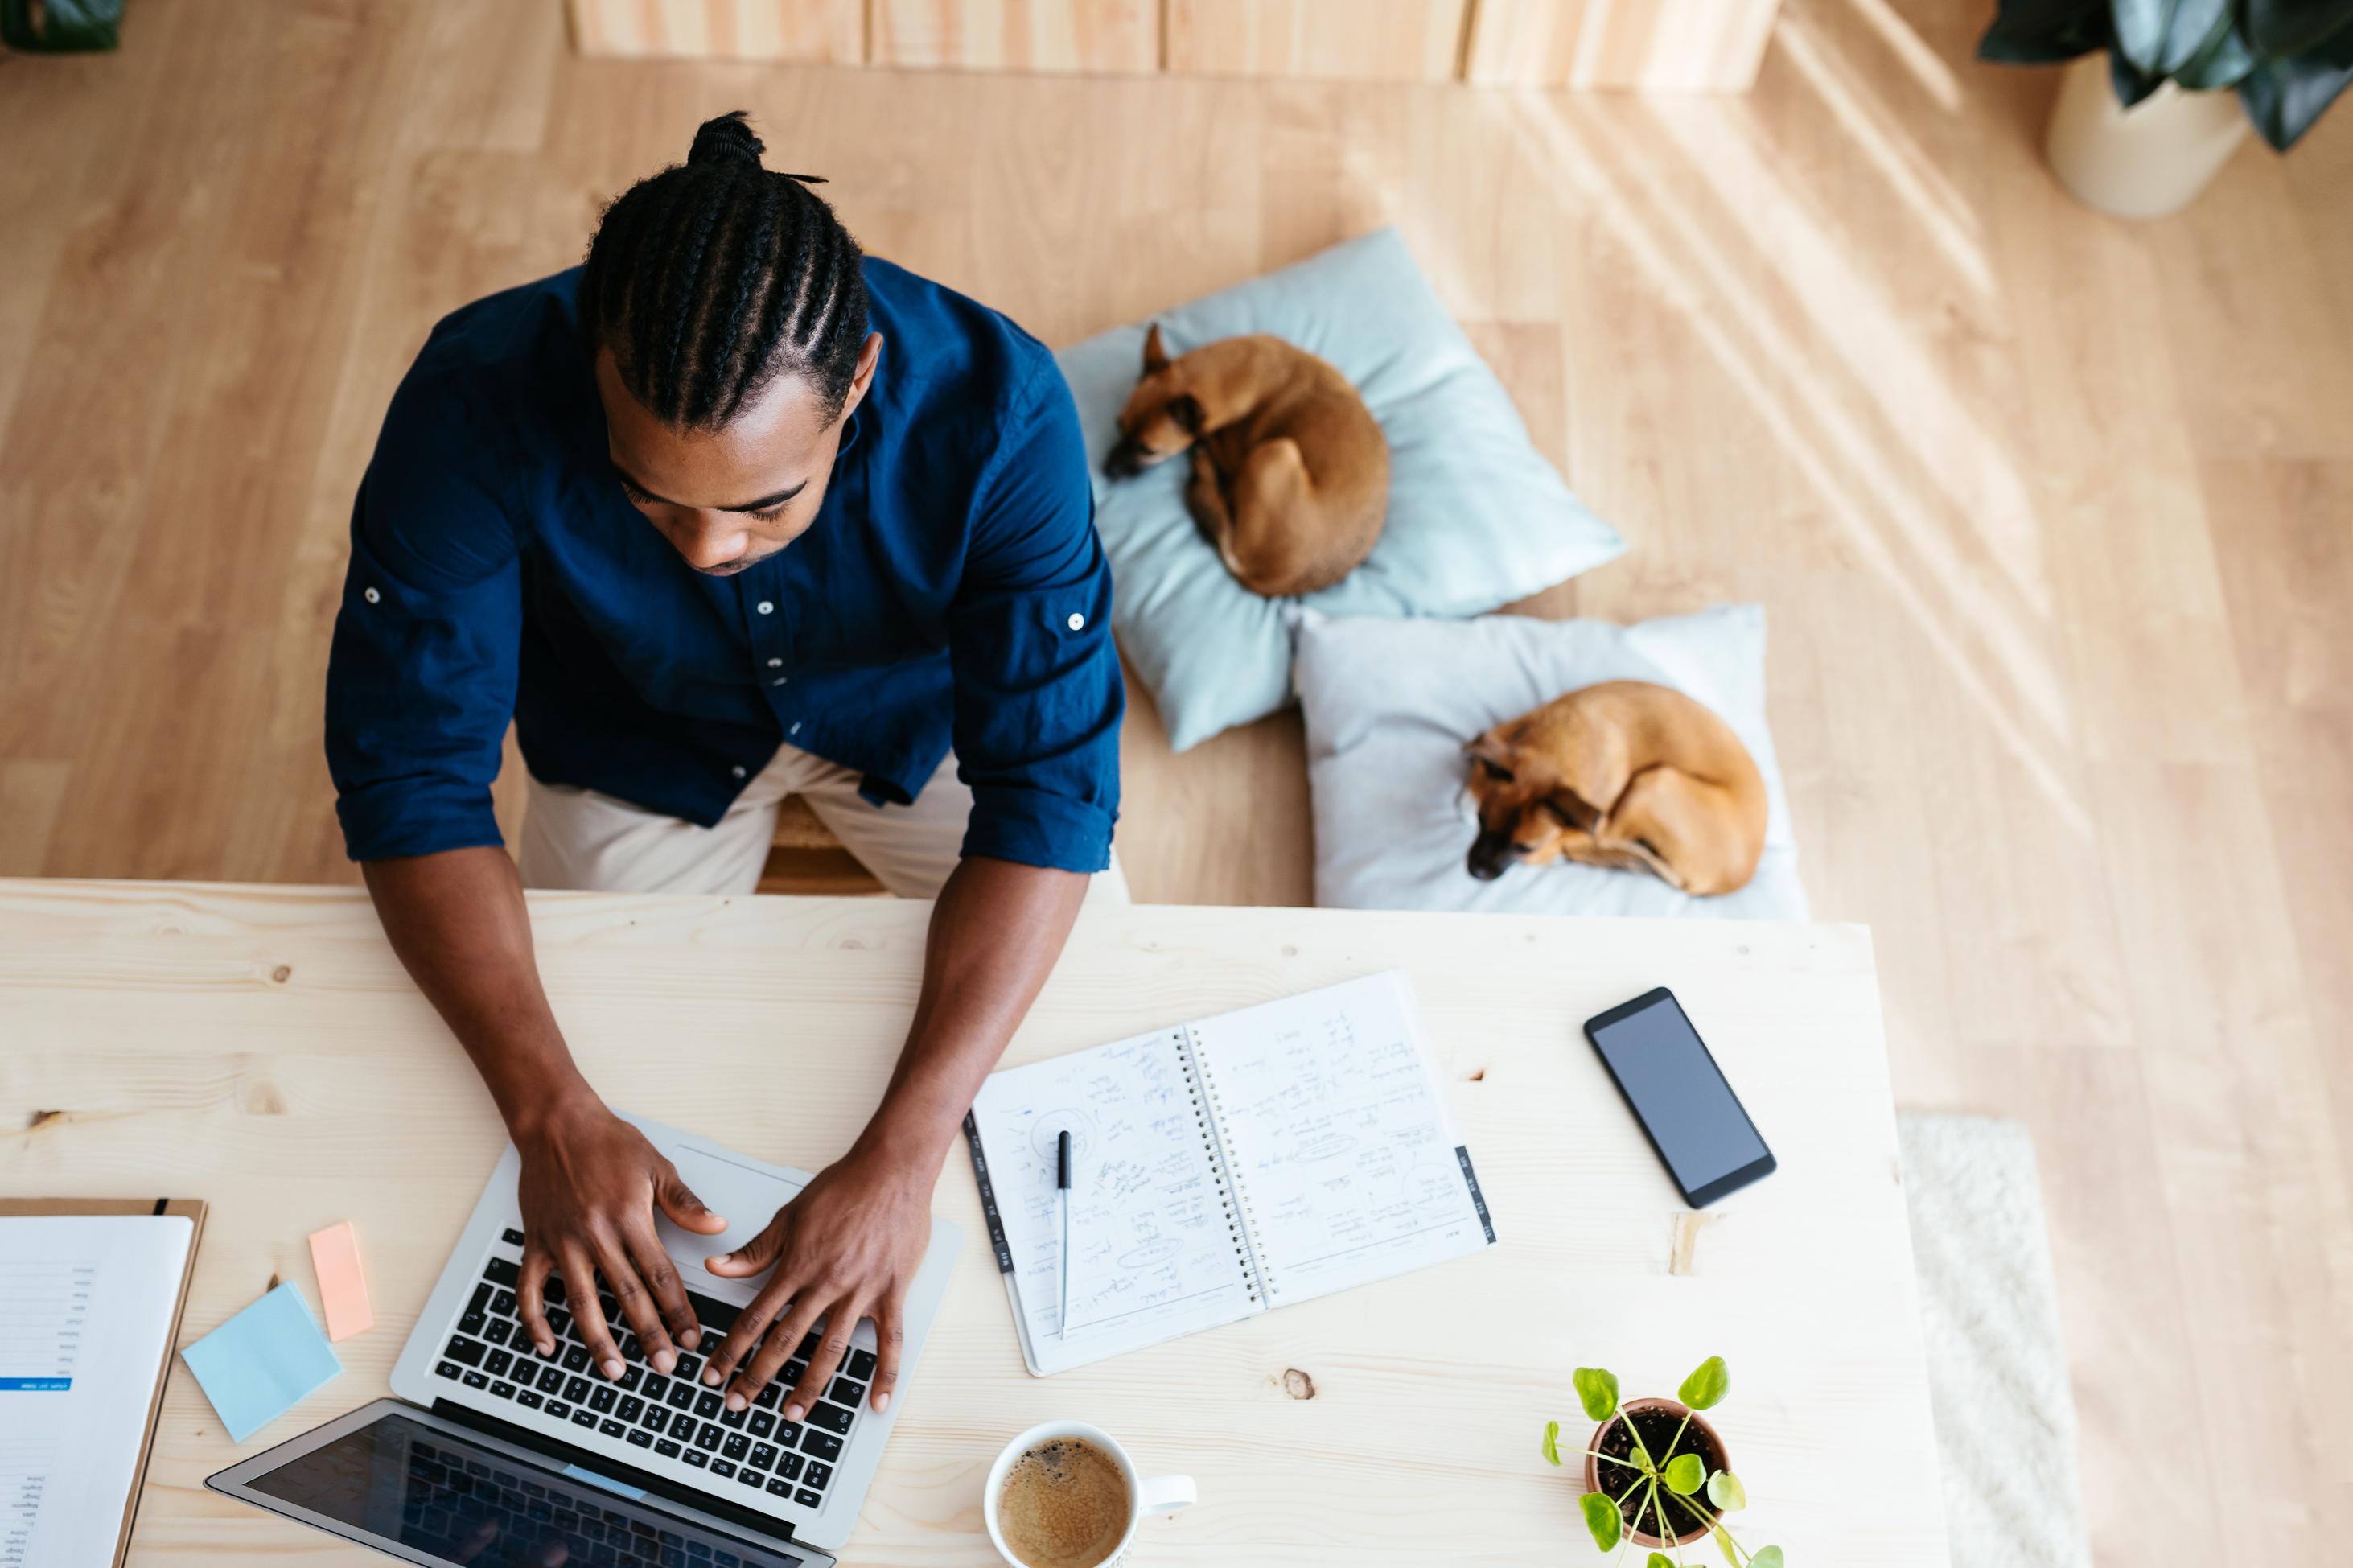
[1294,604,1808,919]
[1055,228,1625,752]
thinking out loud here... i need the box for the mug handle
[1136,1474,1196,1516]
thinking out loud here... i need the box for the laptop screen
[242,1409,810,1567]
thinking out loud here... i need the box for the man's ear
[1142,323,1170,374]
[839,331,885,421]
[1169,393,1204,434]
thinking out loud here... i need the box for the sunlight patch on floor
[1832,0,1964,112]
[1631,106,2050,632]
[1504,93,2092,838]
[1777,6,1990,295]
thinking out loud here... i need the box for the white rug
[1900,1113,2094,1568]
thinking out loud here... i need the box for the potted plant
[1541,1356,1784,1565]
[1979,1,2353,217]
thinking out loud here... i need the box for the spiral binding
[1176,1026,1271,1304]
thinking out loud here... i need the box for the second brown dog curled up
[1104,325,1388,597]
[1462,681,1768,897]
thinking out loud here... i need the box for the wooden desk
[0,881,1949,1565]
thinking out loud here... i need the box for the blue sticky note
[180,1282,343,1442]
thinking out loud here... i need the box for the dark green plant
[1541,1357,1784,1566]
[1980,1,2353,150]
[1,0,123,52]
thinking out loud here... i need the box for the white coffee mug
[983,1420,1196,1568]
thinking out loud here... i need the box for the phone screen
[1586,990,1772,1204]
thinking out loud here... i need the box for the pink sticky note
[307,1221,374,1342]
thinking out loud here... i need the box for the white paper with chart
[963,970,1498,1376]
[0,1214,193,1568]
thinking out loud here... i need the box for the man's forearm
[849,855,1089,1171]
[363,846,596,1134]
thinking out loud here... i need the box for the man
[325,113,1121,1435]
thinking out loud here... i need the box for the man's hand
[687,858,1085,1421]
[364,849,730,1381]
[697,1149,931,1420]
[513,1094,730,1380]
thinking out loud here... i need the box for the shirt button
[731,765,747,780]
[767,657,783,668]
[771,677,788,687]
[788,722,801,735]
[1066,611,1085,631]
[756,600,775,615]
[364,586,381,604]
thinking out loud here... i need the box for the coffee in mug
[995,1436,1130,1568]
[983,1420,1195,1568]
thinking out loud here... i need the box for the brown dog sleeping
[1105,325,1388,597]
[1463,681,1767,896]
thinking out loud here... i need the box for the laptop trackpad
[656,1145,808,1279]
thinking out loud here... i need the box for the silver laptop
[208,1111,960,1562]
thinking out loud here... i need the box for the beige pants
[518,744,1128,903]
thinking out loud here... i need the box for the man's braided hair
[580,111,868,430]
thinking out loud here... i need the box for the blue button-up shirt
[325,261,1122,875]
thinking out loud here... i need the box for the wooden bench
[757,794,886,896]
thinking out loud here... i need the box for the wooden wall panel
[565,0,865,62]
[1164,0,1468,83]
[871,0,1161,74]
[1465,0,1782,92]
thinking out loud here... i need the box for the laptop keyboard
[432,1233,874,1514]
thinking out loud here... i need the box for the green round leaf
[1713,1527,1741,1566]
[1573,1366,1620,1422]
[1581,1490,1623,1552]
[1648,1554,1676,1568]
[1541,1419,1561,1467]
[1664,1452,1706,1495]
[1751,1547,1785,1568]
[1707,1469,1748,1512]
[1678,1355,1730,1411]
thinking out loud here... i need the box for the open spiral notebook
[961,971,1498,1376]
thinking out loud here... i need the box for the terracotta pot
[1579,1397,1729,1549]
[2044,51,2248,220]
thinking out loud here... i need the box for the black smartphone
[1583,987,1775,1208]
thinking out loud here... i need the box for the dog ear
[1142,323,1170,374]
[1168,393,1204,434]
[1462,732,1516,778]
[1538,789,1597,832]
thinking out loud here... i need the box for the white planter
[2043,51,2249,219]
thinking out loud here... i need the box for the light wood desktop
[0,880,1948,1565]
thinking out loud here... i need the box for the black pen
[1057,1130,1074,1336]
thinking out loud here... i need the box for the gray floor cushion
[1295,604,1808,919]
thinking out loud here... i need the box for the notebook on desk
[962,970,1498,1376]
[0,1197,207,1568]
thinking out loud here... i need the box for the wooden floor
[2,2,2348,1561]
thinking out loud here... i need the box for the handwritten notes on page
[1195,972,1491,1306]
[968,970,1497,1377]
[969,1027,1254,1375]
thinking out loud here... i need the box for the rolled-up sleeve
[948,362,1124,874]
[324,371,521,862]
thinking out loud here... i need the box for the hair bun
[688,110,765,169]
